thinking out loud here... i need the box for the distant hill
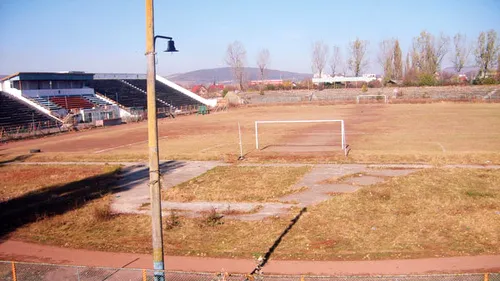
[441,66,479,76]
[167,67,312,85]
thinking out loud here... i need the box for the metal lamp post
[145,0,178,280]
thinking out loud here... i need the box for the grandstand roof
[1,72,94,81]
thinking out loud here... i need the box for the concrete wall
[22,88,95,97]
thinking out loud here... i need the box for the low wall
[95,118,122,127]
[241,85,499,104]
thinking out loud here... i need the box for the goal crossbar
[255,119,346,151]
[356,95,388,103]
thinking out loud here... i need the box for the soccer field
[1,103,500,164]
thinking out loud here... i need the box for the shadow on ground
[0,154,33,166]
[116,160,186,192]
[250,207,307,275]
[0,160,185,239]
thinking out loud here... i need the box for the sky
[0,0,499,76]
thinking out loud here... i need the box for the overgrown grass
[11,195,291,257]
[275,168,500,260]
[163,166,311,202]
[10,168,500,260]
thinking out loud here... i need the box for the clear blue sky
[0,0,498,76]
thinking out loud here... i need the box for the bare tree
[497,55,500,81]
[348,38,369,77]
[311,41,329,78]
[393,40,403,80]
[404,51,411,76]
[403,51,418,84]
[378,39,395,82]
[451,33,471,73]
[329,45,342,76]
[256,48,270,92]
[225,41,247,90]
[412,31,450,75]
[475,29,499,78]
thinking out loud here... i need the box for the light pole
[145,1,178,280]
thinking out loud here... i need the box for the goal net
[254,120,347,153]
[356,94,388,103]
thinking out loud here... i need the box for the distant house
[208,84,224,92]
[249,79,283,85]
[312,73,377,85]
[191,85,208,97]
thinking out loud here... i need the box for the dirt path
[1,240,499,275]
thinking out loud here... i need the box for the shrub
[266,84,276,91]
[222,88,229,97]
[418,73,437,86]
[361,84,368,92]
[201,208,224,227]
[475,77,498,85]
[164,210,181,230]
[93,203,113,222]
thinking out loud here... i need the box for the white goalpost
[356,94,388,103]
[254,119,347,153]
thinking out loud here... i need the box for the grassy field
[163,166,311,202]
[8,167,500,260]
[1,103,500,164]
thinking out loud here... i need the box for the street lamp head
[164,39,178,53]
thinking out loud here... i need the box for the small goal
[254,119,347,154]
[356,94,388,104]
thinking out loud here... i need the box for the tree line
[312,29,499,86]
[224,29,499,90]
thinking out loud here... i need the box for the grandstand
[0,91,61,134]
[0,72,217,134]
[88,79,167,109]
[49,96,95,110]
[30,96,61,110]
[89,75,213,111]
[125,79,203,108]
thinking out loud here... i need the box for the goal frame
[254,119,346,152]
[356,94,388,104]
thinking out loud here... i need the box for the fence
[0,120,63,142]
[241,86,500,105]
[0,261,498,281]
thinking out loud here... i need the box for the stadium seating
[88,79,163,109]
[82,94,111,106]
[49,96,95,110]
[0,92,59,132]
[125,79,202,108]
[30,96,61,110]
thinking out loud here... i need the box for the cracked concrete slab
[364,169,418,177]
[111,160,223,214]
[110,162,423,220]
[341,175,386,186]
